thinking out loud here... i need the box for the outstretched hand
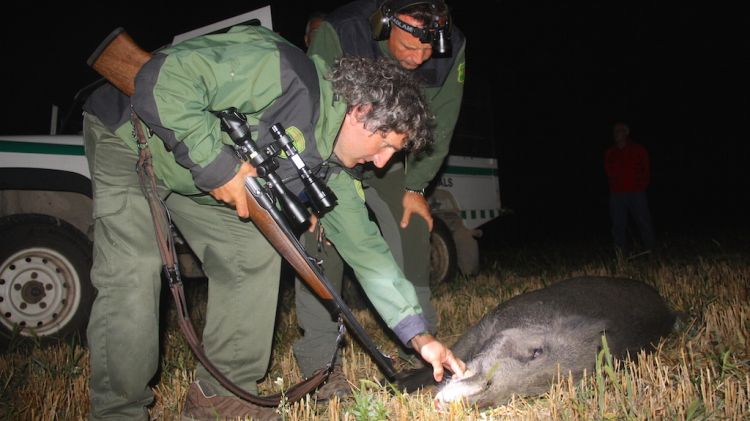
[401,190,433,231]
[411,333,466,382]
[209,162,257,218]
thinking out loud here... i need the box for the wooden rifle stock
[243,176,399,379]
[244,185,334,300]
[87,28,151,96]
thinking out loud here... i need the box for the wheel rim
[0,247,81,337]
[430,234,451,284]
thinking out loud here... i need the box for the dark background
[1,1,747,248]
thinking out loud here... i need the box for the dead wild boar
[424,276,675,408]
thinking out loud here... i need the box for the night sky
[1,1,746,243]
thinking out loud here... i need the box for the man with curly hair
[83,24,464,421]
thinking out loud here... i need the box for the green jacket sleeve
[320,171,430,345]
[133,53,237,192]
[404,41,466,191]
[132,27,288,192]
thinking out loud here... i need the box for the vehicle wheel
[430,218,458,287]
[0,214,94,348]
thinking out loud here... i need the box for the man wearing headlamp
[295,0,466,401]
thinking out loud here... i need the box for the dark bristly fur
[400,276,675,408]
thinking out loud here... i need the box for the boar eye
[515,347,544,363]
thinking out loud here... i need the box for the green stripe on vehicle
[0,141,85,156]
[443,165,498,176]
[461,208,502,221]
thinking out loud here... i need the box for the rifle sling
[131,112,333,406]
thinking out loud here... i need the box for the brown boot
[181,380,280,421]
[314,364,352,402]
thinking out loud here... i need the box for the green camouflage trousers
[84,113,280,420]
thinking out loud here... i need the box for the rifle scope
[215,108,310,230]
[269,123,337,215]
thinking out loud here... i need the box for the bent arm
[321,172,430,344]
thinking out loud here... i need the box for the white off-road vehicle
[0,8,502,346]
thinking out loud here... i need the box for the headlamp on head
[371,0,453,57]
[389,13,451,57]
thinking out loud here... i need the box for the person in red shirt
[604,122,656,258]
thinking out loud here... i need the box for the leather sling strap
[130,112,336,406]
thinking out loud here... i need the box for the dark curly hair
[327,56,434,151]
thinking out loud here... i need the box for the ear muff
[370,2,393,40]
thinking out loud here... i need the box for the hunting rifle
[87,27,412,405]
